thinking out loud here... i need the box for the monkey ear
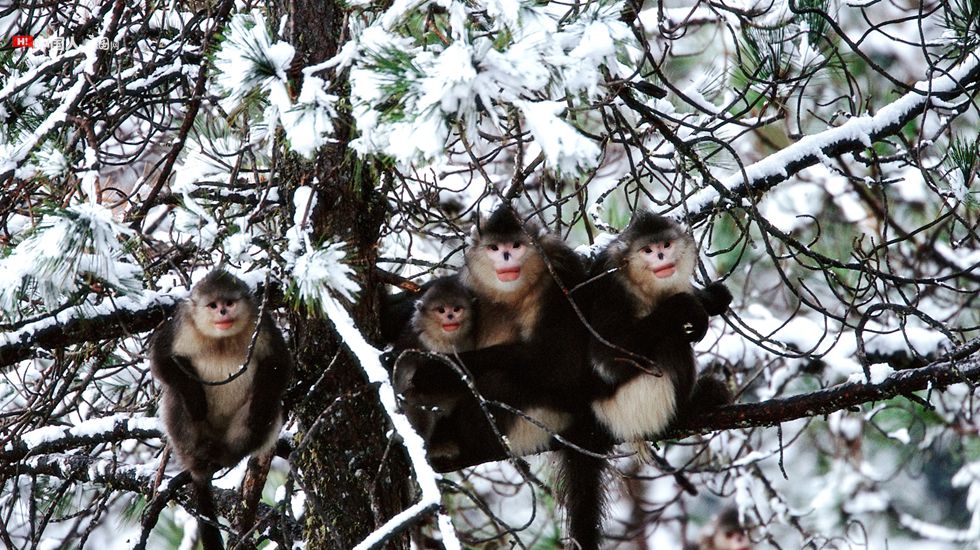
[414,300,424,312]
[468,224,481,245]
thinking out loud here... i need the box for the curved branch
[624,54,980,222]
[1,452,300,540]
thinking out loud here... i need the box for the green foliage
[947,135,978,198]
[942,0,980,55]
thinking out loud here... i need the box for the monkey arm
[162,356,210,421]
[637,293,710,343]
[241,316,292,450]
[694,281,733,317]
[405,343,532,394]
[149,323,209,420]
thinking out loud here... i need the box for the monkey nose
[657,253,664,260]
[503,252,511,260]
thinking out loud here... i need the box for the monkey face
[635,238,681,279]
[193,296,249,338]
[711,527,750,550]
[483,239,528,282]
[427,302,469,334]
[622,232,696,303]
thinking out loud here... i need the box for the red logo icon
[12,36,34,48]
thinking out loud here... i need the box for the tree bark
[283,1,411,548]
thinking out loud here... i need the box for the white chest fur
[592,374,677,441]
[172,327,269,429]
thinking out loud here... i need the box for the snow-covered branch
[0,293,177,368]
[320,298,462,550]
[680,54,980,221]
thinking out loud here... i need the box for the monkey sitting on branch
[588,211,733,448]
[149,269,292,550]
[399,206,594,467]
[557,212,733,550]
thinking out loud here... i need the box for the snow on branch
[680,54,980,222]
[0,1,124,183]
[1,452,298,537]
[1,413,161,461]
[0,292,178,368]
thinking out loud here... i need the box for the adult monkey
[149,270,291,550]
[588,211,732,445]
[574,212,732,549]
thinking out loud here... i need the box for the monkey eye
[641,246,653,254]
[225,300,235,306]
[453,306,462,312]
[437,307,446,314]
[664,241,671,248]
[488,244,499,252]
[207,302,218,309]
[512,241,521,248]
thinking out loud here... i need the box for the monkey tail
[557,421,612,550]
[192,475,225,550]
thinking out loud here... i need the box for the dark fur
[572,212,732,549]
[588,212,731,406]
[409,207,593,465]
[149,270,291,550]
[402,207,604,550]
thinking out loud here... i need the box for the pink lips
[652,264,676,278]
[496,268,520,282]
[442,323,461,332]
[214,320,235,330]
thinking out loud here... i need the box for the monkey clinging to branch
[149,269,291,550]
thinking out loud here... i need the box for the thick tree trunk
[283,1,412,547]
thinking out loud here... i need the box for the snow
[16,413,161,450]
[214,13,294,105]
[0,202,142,314]
[291,242,360,304]
[514,100,601,175]
[281,76,338,157]
[847,363,895,385]
[887,428,911,444]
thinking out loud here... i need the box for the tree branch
[432,341,980,472]
[0,295,177,368]
[622,55,980,223]
[1,452,300,542]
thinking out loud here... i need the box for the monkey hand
[659,293,709,342]
[699,282,733,316]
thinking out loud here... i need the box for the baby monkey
[392,276,476,458]
[149,270,291,550]
[406,276,477,354]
